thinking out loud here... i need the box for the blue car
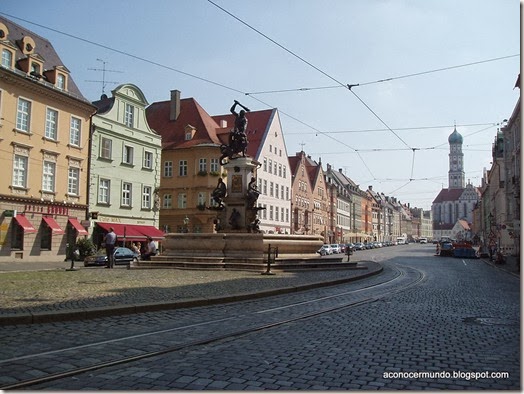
[84,247,137,266]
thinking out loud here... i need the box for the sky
[1,0,520,210]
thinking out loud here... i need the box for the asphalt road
[0,244,519,390]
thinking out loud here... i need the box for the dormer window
[1,48,12,68]
[184,124,196,140]
[56,73,65,90]
[124,103,134,128]
[30,62,41,78]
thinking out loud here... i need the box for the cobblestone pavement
[13,248,520,390]
[0,258,381,324]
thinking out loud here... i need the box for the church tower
[448,127,465,189]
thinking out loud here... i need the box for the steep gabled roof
[432,188,465,204]
[212,109,275,159]
[146,97,222,148]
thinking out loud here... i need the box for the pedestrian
[141,237,157,261]
[104,227,117,268]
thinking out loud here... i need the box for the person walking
[104,227,117,268]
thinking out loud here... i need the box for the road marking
[462,260,467,266]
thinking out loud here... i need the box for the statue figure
[219,100,250,165]
[211,178,227,209]
[229,208,242,230]
[246,176,260,209]
[247,215,261,233]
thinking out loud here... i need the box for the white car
[317,244,334,256]
[330,244,342,253]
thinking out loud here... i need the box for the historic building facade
[0,17,96,263]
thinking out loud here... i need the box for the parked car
[419,238,428,244]
[330,244,342,254]
[84,247,137,267]
[353,242,365,251]
[317,244,334,256]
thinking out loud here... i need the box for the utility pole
[86,59,123,96]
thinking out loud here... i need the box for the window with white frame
[210,158,219,173]
[278,164,282,177]
[269,205,274,220]
[98,178,110,204]
[283,165,287,178]
[124,103,134,128]
[122,182,132,206]
[177,192,187,208]
[163,161,173,177]
[42,161,56,192]
[56,74,65,90]
[100,137,112,159]
[123,145,134,165]
[281,185,285,200]
[163,194,172,208]
[275,206,279,221]
[263,180,267,195]
[179,160,187,176]
[1,49,12,68]
[45,108,58,140]
[263,158,267,172]
[16,98,31,132]
[197,192,206,206]
[12,155,28,188]
[268,159,272,174]
[281,207,284,222]
[143,151,153,169]
[68,167,80,195]
[142,186,152,209]
[198,158,207,173]
[69,117,81,146]
[270,182,274,197]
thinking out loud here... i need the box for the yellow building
[0,17,96,263]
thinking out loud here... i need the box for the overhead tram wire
[206,0,413,151]
[245,55,519,95]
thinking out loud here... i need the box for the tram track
[1,264,425,390]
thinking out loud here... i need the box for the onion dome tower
[448,127,465,189]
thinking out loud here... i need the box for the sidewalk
[0,260,382,326]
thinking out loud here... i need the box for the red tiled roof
[432,188,464,204]
[212,109,275,158]
[146,98,222,148]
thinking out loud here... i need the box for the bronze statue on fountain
[219,100,250,165]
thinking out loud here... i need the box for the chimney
[170,90,180,121]
[368,185,373,191]
[220,119,227,128]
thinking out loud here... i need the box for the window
[45,108,58,140]
[197,192,206,206]
[283,165,287,178]
[278,164,282,177]
[179,160,187,176]
[163,194,172,208]
[281,207,285,222]
[263,180,267,195]
[122,182,132,206]
[69,117,81,146]
[56,74,65,90]
[210,158,219,173]
[42,161,56,192]
[16,98,31,132]
[275,206,279,221]
[123,145,134,165]
[1,49,12,68]
[270,182,274,197]
[268,159,272,174]
[164,161,173,177]
[263,158,267,172]
[98,178,110,204]
[100,137,112,159]
[269,205,274,220]
[178,193,187,208]
[68,167,80,195]
[124,103,134,128]
[143,151,153,169]
[142,186,152,209]
[281,185,285,200]
[12,155,28,188]
[31,62,40,75]
[199,158,207,173]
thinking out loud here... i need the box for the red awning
[68,218,88,236]
[13,215,36,233]
[42,216,65,235]
[96,222,164,240]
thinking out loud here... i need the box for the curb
[0,263,383,326]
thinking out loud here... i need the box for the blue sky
[2,0,520,209]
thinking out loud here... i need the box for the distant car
[317,244,334,256]
[84,247,137,267]
[330,244,342,254]
[353,242,365,251]
[419,238,428,244]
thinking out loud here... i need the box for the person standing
[104,227,117,268]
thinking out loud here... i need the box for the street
[0,244,519,390]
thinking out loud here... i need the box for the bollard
[261,244,277,275]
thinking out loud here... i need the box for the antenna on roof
[299,141,306,152]
[86,58,123,95]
